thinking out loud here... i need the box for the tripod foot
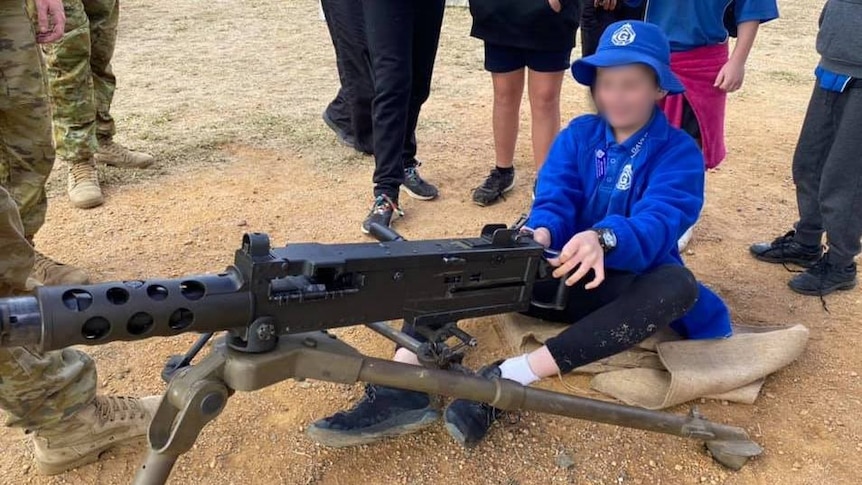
[706,439,763,470]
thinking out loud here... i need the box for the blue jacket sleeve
[525,128,583,251]
[595,135,705,273]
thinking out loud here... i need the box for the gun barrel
[0,296,42,347]
[0,272,253,352]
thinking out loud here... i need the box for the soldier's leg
[42,0,104,209]
[0,189,158,476]
[87,0,154,169]
[0,187,34,296]
[83,0,116,141]
[0,0,89,285]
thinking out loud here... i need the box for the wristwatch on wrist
[591,228,617,253]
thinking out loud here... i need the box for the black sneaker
[361,195,403,235]
[305,384,439,448]
[472,168,515,207]
[788,253,857,296]
[443,361,505,447]
[750,230,822,267]
[322,110,357,148]
[401,162,439,200]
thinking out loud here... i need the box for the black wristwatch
[591,228,617,253]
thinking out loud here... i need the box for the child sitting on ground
[305,21,732,449]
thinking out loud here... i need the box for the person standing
[41,0,154,210]
[750,0,862,296]
[468,0,580,206]
[1,1,157,475]
[2,0,89,285]
[320,0,374,155]
[580,0,644,57]
[360,0,445,234]
[631,0,778,168]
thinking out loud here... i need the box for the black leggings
[528,265,698,373]
[400,265,698,374]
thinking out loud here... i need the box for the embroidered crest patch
[611,23,636,46]
[616,164,633,191]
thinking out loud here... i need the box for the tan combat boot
[67,160,104,209]
[32,251,90,285]
[32,395,161,475]
[95,139,154,169]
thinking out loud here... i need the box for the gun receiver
[0,225,543,353]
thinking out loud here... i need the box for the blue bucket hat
[571,21,685,95]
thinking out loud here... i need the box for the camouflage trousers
[0,187,96,430]
[42,0,119,163]
[0,0,55,238]
[0,6,97,430]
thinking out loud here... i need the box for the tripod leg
[134,453,178,485]
[132,350,231,485]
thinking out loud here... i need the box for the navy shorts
[484,43,572,73]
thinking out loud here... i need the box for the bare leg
[527,69,565,170]
[492,70,526,169]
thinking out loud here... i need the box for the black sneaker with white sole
[472,168,515,207]
[361,195,403,235]
[305,384,439,448]
[401,162,439,200]
[443,361,506,447]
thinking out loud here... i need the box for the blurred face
[593,64,666,130]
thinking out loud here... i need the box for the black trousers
[792,83,862,266]
[579,0,645,57]
[321,0,374,153]
[401,265,698,374]
[362,0,445,199]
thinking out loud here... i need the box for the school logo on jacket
[616,164,633,191]
[611,23,636,46]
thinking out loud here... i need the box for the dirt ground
[2,1,859,484]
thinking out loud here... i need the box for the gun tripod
[134,323,762,485]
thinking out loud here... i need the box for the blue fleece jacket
[526,110,732,340]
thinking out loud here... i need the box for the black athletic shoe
[472,168,515,207]
[401,162,439,200]
[788,253,857,296]
[322,110,356,147]
[443,362,505,447]
[749,230,822,267]
[361,195,403,235]
[305,384,439,448]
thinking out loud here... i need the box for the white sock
[498,354,540,386]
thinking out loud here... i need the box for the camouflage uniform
[0,0,55,239]
[0,6,154,475]
[0,185,96,430]
[41,0,118,162]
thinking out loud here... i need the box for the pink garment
[658,43,729,169]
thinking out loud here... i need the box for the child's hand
[714,58,746,92]
[548,231,605,290]
[595,0,618,10]
[549,0,562,13]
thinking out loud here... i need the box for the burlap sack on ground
[494,313,809,409]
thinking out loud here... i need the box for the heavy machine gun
[0,224,762,484]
